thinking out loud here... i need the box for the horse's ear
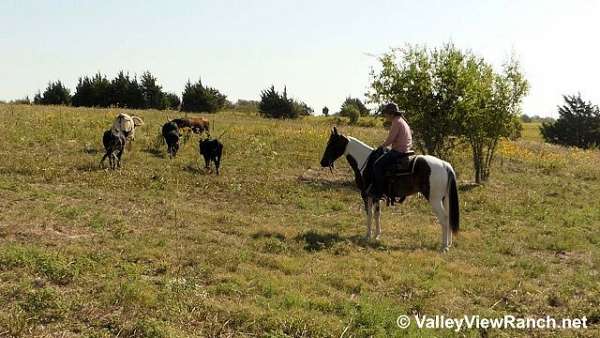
[332,126,338,135]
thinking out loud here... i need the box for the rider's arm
[381,119,399,148]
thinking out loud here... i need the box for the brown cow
[171,117,209,134]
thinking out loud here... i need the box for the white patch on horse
[344,136,373,175]
[340,136,459,251]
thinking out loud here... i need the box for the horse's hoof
[375,235,381,241]
[441,246,450,253]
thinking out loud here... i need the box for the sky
[1,0,599,117]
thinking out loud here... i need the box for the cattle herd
[102,113,223,174]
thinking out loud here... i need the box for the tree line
[30,71,228,113]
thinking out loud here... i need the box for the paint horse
[319,127,459,251]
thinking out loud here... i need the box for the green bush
[340,97,369,116]
[162,92,181,110]
[34,80,71,106]
[342,106,360,125]
[140,71,165,110]
[258,86,311,119]
[109,71,145,109]
[181,79,227,113]
[72,73,111,107]
[540,94,600,149]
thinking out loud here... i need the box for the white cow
[111,113,144,141]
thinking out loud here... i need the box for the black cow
[101,130,126,169]
[199,137,223,175]
[162,121,180,158]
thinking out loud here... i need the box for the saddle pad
[386,155,418,176]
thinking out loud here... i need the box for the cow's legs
[100,153,108,167]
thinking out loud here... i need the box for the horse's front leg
[364,196,373,239]
[374,200,382,240]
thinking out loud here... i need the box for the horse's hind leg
[374,200,382,240]
[443,195,452,247]
[431,197,449,252]
[364,197,373,239]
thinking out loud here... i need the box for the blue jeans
[370,150,408,198]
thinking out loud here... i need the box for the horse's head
[320,127,349,169]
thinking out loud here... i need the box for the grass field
[0,104,599,337]
[520,122,543,142]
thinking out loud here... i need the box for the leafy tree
[457,57,528,183]
[162,92,181,110]
[322,106,329,116]
[140,71,164,109]
[293,100,313,116]
[342,105,360,124]
[340,97,369,116]
[369,43,528,183]
[34,80,71,105]
[259,85,296,119]
[369,44,462,157]
[72,76,95,107]
[540,94,600,149]
[181,79,227,113]
[109,71,145,109]
[89,73,112,107]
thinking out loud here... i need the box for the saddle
[384,151,417,176]
[383,151,417,206]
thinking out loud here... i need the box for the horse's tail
[446,164,459,234]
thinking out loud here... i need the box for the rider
[368,102,413,199]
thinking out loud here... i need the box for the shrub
[342,105,360,125]
[109,71,145,109]
[162,92,181,110]
[340,97,369,116]
[540,94,600,149]
[34,80,71,106]
[322,106,329,116]
[258,86,296,119]
[72,73,112,107]
[293,100,313,116]
[181,79,227,113]
[140,71,165,109]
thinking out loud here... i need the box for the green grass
[0,104,599,337]
[521,122,543,142]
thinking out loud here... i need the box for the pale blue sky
[1,0,598,116]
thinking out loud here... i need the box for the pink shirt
[382,116,412,152]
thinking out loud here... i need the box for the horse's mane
[347,136,374,151]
